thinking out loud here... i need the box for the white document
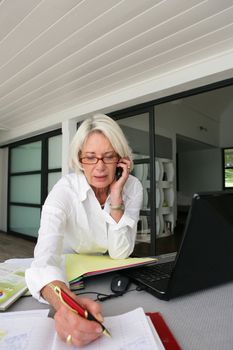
[0,317,56,350]
[0,309,50,318]
[0,307,164,350]
[4,258,33,268]
[52,308,165,350]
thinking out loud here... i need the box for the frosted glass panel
[118,113,149,156]
[10,175,41,204]
[11,141,41,172]
[48,172,61,192]
[48,135,62,169]
[9,205,40,237]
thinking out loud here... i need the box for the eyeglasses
[80,155,119,164]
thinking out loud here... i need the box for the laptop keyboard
[129,261,175,283]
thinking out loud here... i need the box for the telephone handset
[115,167,123,180]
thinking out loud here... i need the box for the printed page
[0,263,28,310]
[52,307,164,350]
[0,317,55,350]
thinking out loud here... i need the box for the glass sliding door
[48,134,62,192]
[111,107,156,256]
[8,141,42,237]
[8,130,62,238]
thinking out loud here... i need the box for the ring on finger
[66,334,72,345]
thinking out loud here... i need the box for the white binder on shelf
[156,157,175,237]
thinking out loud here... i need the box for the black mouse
[111,274,130,294]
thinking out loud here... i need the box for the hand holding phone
[115,167,123,180]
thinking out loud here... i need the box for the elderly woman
[25,114,143,347]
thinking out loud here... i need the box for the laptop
[124,191,233,300]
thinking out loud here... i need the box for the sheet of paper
[4,258,33,269]
[0,309,50,318]
[53,307,164,350]
[0,317,55,350]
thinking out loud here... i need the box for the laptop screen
[168,191,233,298]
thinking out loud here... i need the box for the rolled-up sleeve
[102,176,143,259]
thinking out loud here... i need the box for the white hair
[69,114,133,174]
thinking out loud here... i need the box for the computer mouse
[111,274,130,294]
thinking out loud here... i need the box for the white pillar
[61,119,77,175]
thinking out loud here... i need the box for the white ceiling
[0,0,233,137]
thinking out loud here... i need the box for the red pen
[49,283,111,337]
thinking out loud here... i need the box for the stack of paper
[65,254,157,292]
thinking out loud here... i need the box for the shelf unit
[156,158,175,237]
[133,156,175,243]
[132,158,151,243]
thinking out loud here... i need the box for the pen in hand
[49,283,111,337]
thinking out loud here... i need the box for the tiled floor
[0,231,36,262]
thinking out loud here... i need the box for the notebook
[124,191,233,300]
[0,308,165,350]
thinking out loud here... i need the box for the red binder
[146,312,181,350]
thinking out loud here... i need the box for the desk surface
[8,274,233,350]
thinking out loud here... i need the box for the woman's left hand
[111,157,131,190]
[109,157,131,207]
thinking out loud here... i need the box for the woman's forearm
[41,280,72,311]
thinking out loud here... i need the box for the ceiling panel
[0,0,233,136]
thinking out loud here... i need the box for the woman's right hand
[41,281,104,347]
[54,296,103,347]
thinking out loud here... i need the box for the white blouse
[25,173,143,301]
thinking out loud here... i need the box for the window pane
[225,168,233,188]
[224,149,233,168]
[48,135,62,169]
[48,172,61,192]
[119,113,150,156]
[10,175,41,204]
[118,113,151,245]
[137,215,150,241]
[11,141,42,173]
[9,205,40,237]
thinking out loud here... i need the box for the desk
[8,274,233,350]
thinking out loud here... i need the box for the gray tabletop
[8,274,233,350]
